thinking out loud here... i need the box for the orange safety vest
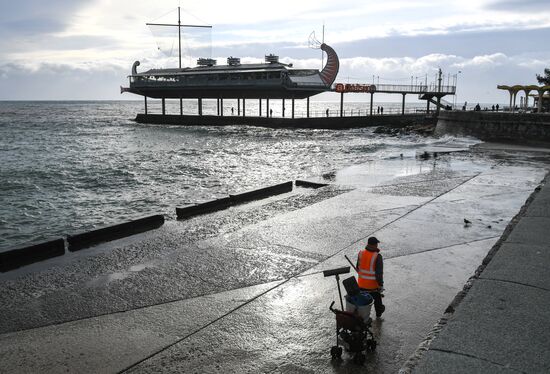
[357,249,380,290]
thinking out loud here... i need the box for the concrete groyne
[176,181,294,219]
[0,238,65,272]
[67,215,165,252]
[435,111,550,144]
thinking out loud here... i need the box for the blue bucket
[346,291,373,306]
[345,291,374,320]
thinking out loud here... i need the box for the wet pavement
[1,145,549,373]
[407,163,550,373]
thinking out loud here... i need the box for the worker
[356,236,385,318]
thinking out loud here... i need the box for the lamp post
[453,71,462,109]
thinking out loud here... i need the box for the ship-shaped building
[122,43,339,100]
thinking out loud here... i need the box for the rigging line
[179,6,210,27]
[149,7,177,23]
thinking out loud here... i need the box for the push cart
[323,266,377,364]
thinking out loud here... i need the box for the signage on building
[335,83,376,93]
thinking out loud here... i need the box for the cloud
[485,0,550,12]
[0,1,549,102]
[453,53,509,67]
[0,61,128,100]
[339,53,549,75]
[0,1,90,36]
[334,27,550,59]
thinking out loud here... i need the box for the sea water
[0,100,477,251]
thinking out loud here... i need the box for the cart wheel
[330,346,343,359]
[367,339,377,352]
[353,352,366,365]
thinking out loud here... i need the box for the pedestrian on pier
[357,237,385,318]
[380,106,384,115]
[496,104,500,112]
[231,107,234,115]
[377,106,380,114]
[270,109,273,117]
[492,105,495,111]
[326,108,329,117]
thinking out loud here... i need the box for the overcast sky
[1,0,549,102]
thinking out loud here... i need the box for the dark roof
[135,63,292,77]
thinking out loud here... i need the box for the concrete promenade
[406,172,550,373]
[0,145,548,373]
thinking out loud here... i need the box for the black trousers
[361,289,385,317]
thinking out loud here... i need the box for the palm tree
[536,68,550,85]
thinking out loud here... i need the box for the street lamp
[453,71,462,109]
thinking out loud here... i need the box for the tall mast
[178,7,182,69]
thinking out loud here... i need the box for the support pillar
[282,99,285,118]
[198,98,203,116]
[369,93,373,116]
[340,92,344,117]
[267,98,270,117]
[509,91,513,112]
[306,97,310,118]
[436,96,441,115]
[524,90,531,110]
[217,98,220,116]
[243,98,246,117]
[144,96,148,115]
[512,92,517,112]
[402,93,406,115]
[220,98,224,116]
[238,98,241,116]
[259,99,262,116]
[180,98,183,115]
[291,98,295,119]
[520,96,523,109]
[538,90,544,113]
[162,98,166,116]
[426,99,430,114]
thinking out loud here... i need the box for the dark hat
[367,237,380,245]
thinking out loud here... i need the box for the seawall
[435,111,550,144]
[135,113,434,129]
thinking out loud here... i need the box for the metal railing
[332,83,456,95]
[374,84,456,94]
[284,107,430,118]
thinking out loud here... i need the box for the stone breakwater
[135,113,435,129]
[435,111,550,144]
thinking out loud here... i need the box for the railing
[374,84,428,93]
[374,84,456,94]
[332,83,456,95]
[288,107,430,118]
[144,99,434,118]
